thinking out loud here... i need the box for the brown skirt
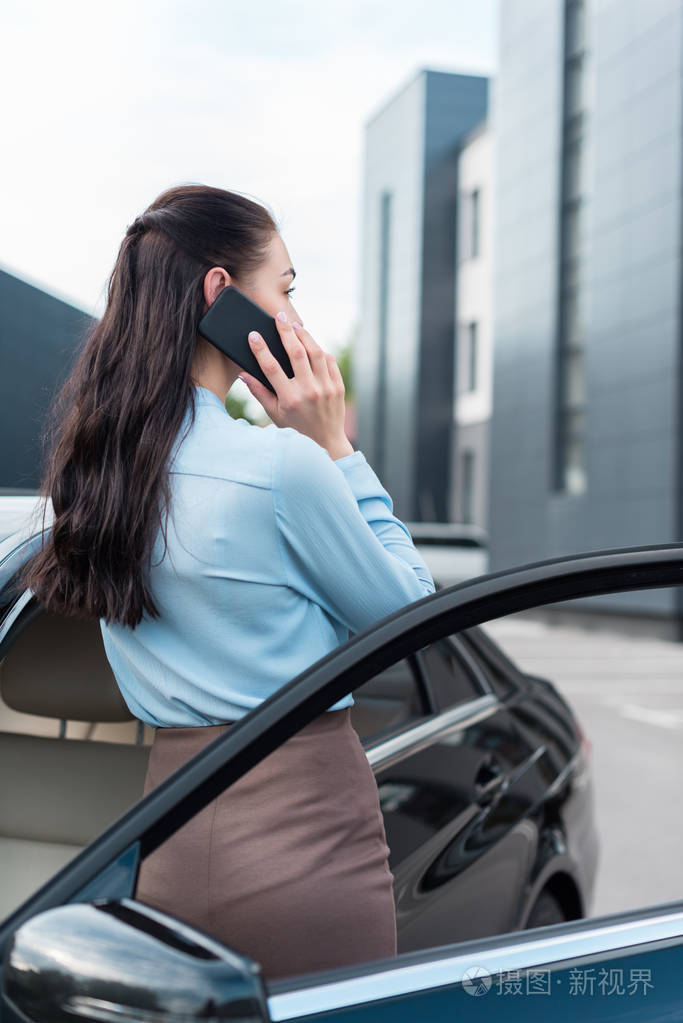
[134,707,397,981]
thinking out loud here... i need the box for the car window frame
[265,902,683,1016]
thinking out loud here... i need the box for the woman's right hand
[238,314,354,460]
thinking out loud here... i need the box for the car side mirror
[1,898,270,1023]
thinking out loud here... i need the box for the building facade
[0,267,94,490]
[356,69,489,521]
[488,0,683,630]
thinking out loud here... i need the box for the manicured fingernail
[276,311,288,323]
[248,331,262,346]
[292,321,302,328]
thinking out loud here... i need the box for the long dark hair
[18,184,278,628]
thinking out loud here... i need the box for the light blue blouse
[99,385,436,727]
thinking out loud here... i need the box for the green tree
[225,391,264,425]
[336,342,354,402]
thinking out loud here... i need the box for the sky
[0,0,498,369]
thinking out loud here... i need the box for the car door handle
[474,755,506,806]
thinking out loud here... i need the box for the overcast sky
[1,0,497,360]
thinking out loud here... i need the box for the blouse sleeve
[272,427,435,636]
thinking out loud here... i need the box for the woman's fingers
[324,351,345,390]
[273,315,315,384]
[244,315,348,447]
[291,322,332,383]
[247,329,292,392]
[245,331,293,419]
[293,324,344,396]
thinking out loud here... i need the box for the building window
[555,0,589,495]
[565,0,586,56]
[456,322,479,394]
[471,188,480,258]
[467,321,478,391]
[458,187,482,262]
[563,200,583,260]
[375,191,392,480]
[564,407,585,494]
[563,286,583,349]
[565,141,585,201]
[461,450,475,525]
[565,54,586,119]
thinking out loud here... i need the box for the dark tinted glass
[350,657,426,741]
[417,639,484,712]
[461,627,519,699]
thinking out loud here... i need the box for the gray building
[0,267,94,490]
[356,69,489,522]
[488,0,683,633]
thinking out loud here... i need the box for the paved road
[481,614,683,920]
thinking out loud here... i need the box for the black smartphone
[197,285,294,395]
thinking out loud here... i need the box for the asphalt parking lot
[482,614,683,920]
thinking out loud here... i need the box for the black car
[26,526,683,1022]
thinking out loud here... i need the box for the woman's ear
[203,266,232,308]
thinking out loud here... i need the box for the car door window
[350,655,428,741]
[462,625,521,699]
[416,636,488,712]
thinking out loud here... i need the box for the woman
[18,183,435,981]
